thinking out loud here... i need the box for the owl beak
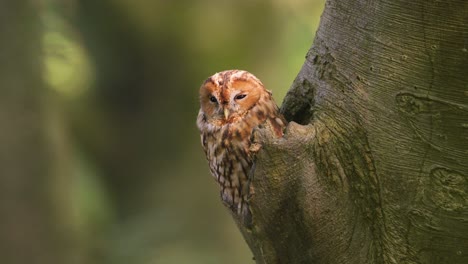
[224,108,230,119]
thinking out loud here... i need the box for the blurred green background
[1,0,324,263]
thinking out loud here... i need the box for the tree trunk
[234,0,468,263]
[0,1,72,263]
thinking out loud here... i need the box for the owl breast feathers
[196,70,286,221]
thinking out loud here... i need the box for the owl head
[199,70,268,123]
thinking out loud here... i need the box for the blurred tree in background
[0,0,324,263]
[0,1,76,263]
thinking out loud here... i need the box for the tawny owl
[197,70,286,223]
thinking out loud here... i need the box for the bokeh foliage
[35,0,325,263]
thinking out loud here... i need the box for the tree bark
[234,0,468,263]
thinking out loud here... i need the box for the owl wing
[268,115,286,138]
[265,99,286,138]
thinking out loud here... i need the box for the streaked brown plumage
[196,70,286,221]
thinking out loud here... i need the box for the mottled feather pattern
[197,70,286,222]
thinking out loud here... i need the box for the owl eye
[235,94,246,100]
[209,96,218,103]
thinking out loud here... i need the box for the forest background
[0,1,325,263]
